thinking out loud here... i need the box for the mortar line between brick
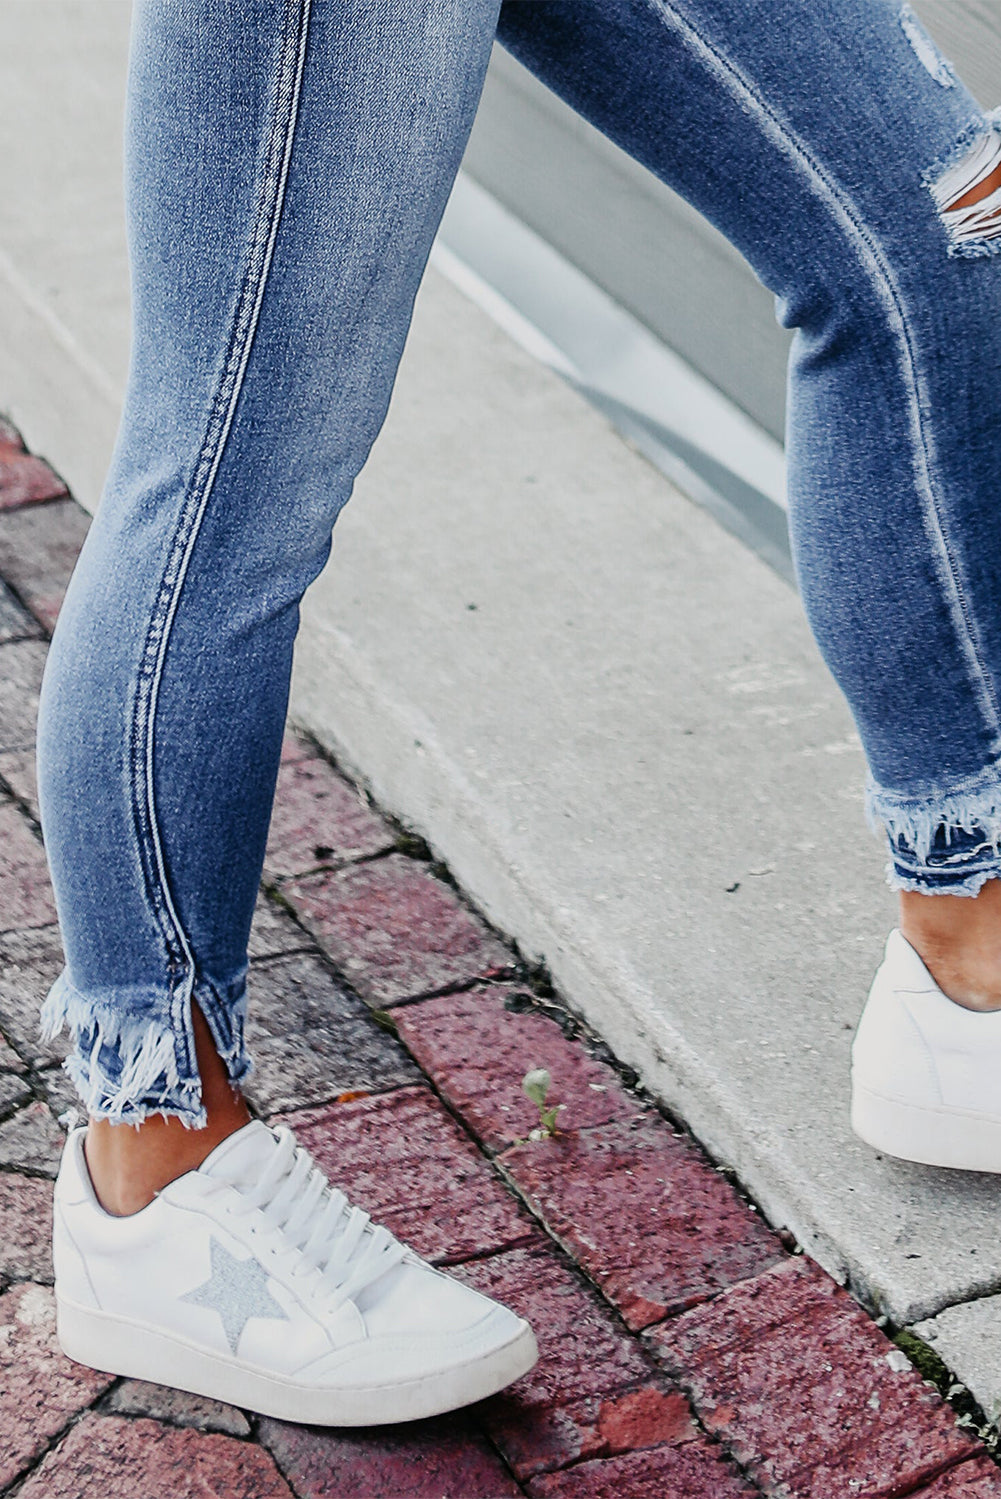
[306,969,689,1347]
[0,921,57,945]
[898,1448,1001,1497]
[249,941,357,971]
[649,1316,986,1500]
[268,825,1001,1487]
[0,1383,110,1498]
[284,896,792,1483]
[0,576,54,639]
[0,805,44,845]
[268,842,406,883]
[261,886,519,1011]
[263,879,518,1007]
[639,1256,822,1348]
[266,1078,421,1124]
[519,1382,770,1498]
[0,748,39,775]
[369,971,521,1012]
[0,627,44,648]
[250,1416,304,1500]
[476,1418,530,1499]
[0,1164,59,1184]
[789,1425,985,1499]
[248,941,324,963]
[0,491,69,521]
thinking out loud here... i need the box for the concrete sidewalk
[5,0,1001,1436]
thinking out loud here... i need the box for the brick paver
[18,1413,293,1498]
[0,798,58,931]
[244,949,420,1114]
[526,1443,756,1497]
[282,852,513,1004]
[0,425,67,511]
[0,575,42,643]
[0,743,40,819]
[501,1116,785,1330]
[912,1455,1001,1496]
[651,1256,979,1497]
[455,1246,716,1481]
[0,494,90,631]
[258,1414,522,1498]
[0,1171,54,1280]
[0,637,46,752]
[0,923,67,1064]
[247,890,314,960]
[0,1030,25,1070]
[0,1067,32,1115]
[264,752,395,878]
[103,1380,252,1438]
[2,433,1001,1498]
[0,1098,66,1176]
[393,986,637,1150]
[0,1283,112,1488]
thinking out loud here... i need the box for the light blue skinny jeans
[35,0,1001,1123]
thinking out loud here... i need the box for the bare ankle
[85,1103,250,1216]
[84,1004,251,1216]
[900,881,1001,1012]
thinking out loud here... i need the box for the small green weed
[522,1068,565,1139]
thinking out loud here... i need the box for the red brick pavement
[651,1258,984,1497]
[0,426,998,1497]
[17,1413,294,1499]
[0,418,67,512]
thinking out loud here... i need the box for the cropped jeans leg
[499,0,1001,896]
[35,0,501,1124]
[37,0,1001,1126]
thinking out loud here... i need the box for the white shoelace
[229,1127,409,1308]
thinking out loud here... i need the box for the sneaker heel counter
[53,1201,101,1310]
[853,968,941,1103]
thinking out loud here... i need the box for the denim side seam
[45,0,313,1128]
[641,0,1001,900]
[642,0,1001,773]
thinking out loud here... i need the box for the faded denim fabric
[35,0,1001,1123]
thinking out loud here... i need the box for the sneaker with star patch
[52,1119,538,1424]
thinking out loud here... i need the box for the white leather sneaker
[851,929,1001,1172]
[53,1119,537,1424]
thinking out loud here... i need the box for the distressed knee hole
[899,4,956,88]
[930,129,1001,253]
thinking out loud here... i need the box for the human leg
[40,0,538,1414]
[497,1,1001,950]
[496,0,1001,1161]
[37,0,500,1130]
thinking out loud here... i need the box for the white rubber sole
[56,1295,539,1426]
[851,1081,1001,1173]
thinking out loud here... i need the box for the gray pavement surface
[5,0,1001,1419]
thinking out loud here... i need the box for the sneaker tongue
[198,1120,281,1190]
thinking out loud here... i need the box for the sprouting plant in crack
[522,1068,565,1139]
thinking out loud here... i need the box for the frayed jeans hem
[881,860,1001,897]
[866,771,1001,897]
[40,969,252,1127]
